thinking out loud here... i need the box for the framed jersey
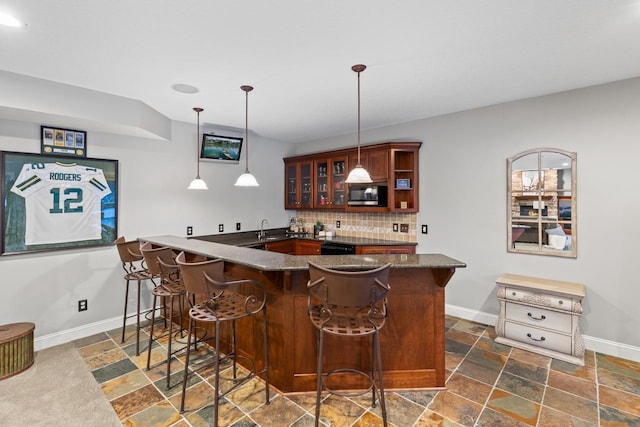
[1,151,118,255]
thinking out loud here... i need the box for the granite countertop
[192,228,418,248]
[140,235,466,272]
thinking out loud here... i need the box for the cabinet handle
[512,292,517,296]
[527,312,546,321]
[526,333,546,342]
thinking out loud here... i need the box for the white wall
[2,75,639,361]
[297,77,640,359]
[0,117,291,348]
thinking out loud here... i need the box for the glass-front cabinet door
[315,158,346,209]
[508,148,576,257]
[285,160,312,209]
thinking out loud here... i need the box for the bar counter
[141,235,466,393]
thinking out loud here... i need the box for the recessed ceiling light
[0,11,23,27]
[171,84,199,94]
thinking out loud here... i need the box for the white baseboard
[34,315,128,351]
[36,304,640,363]
[445,303,640,363]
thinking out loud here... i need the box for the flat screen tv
[200,134,243,163]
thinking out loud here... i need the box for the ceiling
[1,0,640,144]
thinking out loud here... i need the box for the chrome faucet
[259,219,269,239]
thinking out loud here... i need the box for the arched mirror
[508,148,576,257]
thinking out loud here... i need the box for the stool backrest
[157,256,181,287]
[115,236,143,263]
[176,251,225,299]
[140,242,176,277]
[308,262,391,309]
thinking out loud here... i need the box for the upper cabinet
[347,147,389,182]
[285,160,313,210]
[508,148,577,258]
[315,157,347,209]
[284,142,421,212]
[389,147,419,212]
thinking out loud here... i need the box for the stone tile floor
[73,315,640,426]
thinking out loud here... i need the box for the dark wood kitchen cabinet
[356,245,416,255]
[265,239,295,254]
[314,157,347,209]
[285,160,313,209]
[347,146,389,182]
[284,142,421,212]
[295,239,322,255]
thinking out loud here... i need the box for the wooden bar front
[141,235,463,394]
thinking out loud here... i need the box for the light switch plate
[422,224,428,234]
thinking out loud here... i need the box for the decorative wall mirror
[507,148,576,257]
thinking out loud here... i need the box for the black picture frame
[41,125,87,158]
[1,151,118,255]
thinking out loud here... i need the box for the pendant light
[188,107,208,190]
[235,85,259,187]
[345,64,372,184]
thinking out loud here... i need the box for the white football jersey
[10,162,112,245]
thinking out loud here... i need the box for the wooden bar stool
[140,242,186,389]
[114,237,155,355]
[307,262,392,427]
[176,251,270,427]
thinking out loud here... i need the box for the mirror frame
[507,148,577,258]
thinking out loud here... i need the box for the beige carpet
[0,342,121,427]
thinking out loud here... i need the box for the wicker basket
[0,322,35,380]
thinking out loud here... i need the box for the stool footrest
[322,368,376,398]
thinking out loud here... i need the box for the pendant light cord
[194,107,203,178]
[245,88,249,173]
[357,68,361,167]
[241,85,254,173]
[196,109,200,177]
[352,64,366,167]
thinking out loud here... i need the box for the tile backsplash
[294,211,417,242]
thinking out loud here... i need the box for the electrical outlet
[400,223,409,233]
[219,224,224,233]
[186,226,193,236]
[78,299,88,312]
[236,222,241,231]
[422,224,428,234]
[336,220,341,229]
[393,223,399,232]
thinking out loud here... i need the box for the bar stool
[307,261,392,427]
[175,251,270,427]
[140,242,186,389]
[114,236,156,355]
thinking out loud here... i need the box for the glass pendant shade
[345,64,372,184]
[234,172,259,187]
[235,85,259,187]
[345,165,372,183]
[188,177,208,190]
[188,107,208,190]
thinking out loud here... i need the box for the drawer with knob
[503,321,572,355]
[495,273,586,366]
[504,302,572,334]
[504,287,576,311]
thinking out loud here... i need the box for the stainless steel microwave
[347,185,388,206]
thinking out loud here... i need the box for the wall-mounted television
[200,134,243,163]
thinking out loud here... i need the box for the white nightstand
[495,273,586,366]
